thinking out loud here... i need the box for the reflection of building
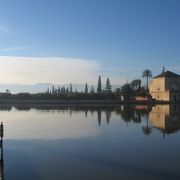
[149,105,180,134]
[149,71,180,101]
[0,122,4,180]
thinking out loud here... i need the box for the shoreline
[0,99,179,105]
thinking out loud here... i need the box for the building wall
[150,91,170,101]
[134,96,149,101]
[149,77,165,92]
[169,92,180,101]
[165,77,180,91]
[149,77,180,101]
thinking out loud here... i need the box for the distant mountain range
[0,83,121,94]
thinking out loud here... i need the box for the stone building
[149,71,180,101]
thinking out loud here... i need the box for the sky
[0,0,180,87]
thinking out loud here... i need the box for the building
[149,71,180,101]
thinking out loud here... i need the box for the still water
[0,104,180,180]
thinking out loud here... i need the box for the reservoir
[1,104,180,180]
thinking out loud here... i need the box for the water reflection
[0,104,180,139]
[1,105,180,179]
[97,110,101,126]
[149,105,180,135]
[142,113,152,135]
[120,105,150,124]
[0,106,12,111]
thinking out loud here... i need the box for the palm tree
[131,79,141,90]
[142,69,153,92]
[6,89,10,94]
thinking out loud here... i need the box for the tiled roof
[154,71,180,79]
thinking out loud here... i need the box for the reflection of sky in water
[1,105,180,140]
[1,108,100,139]
[4,137,180,180]
[1,107,130,140]
[1,105,180,179]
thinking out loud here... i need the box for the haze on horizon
[0,0,180,87]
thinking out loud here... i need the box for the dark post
[0,122,3,139]
[0,122,4,180]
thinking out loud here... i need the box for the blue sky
[0,0,180,85]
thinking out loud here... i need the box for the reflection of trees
[0,105,153,133]
[13,105,151,128]
[105,110,111,125]
[85,110,88,118]
[0,105,12,111]
[97,110,101,126]
[134,111,142,123]
[69,110,72,117]
[142,114,152,135]
[14,105,31,111]
[119,105,151,124]
[120,106,133,123]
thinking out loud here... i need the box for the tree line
[0,69,153,100]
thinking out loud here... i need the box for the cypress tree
[46,88,50,94]
[52,85,55,95]
[90,86,95,94]
[97,76,102,93]
[58,86,61,94]
[70,83,73,93]
[105,77,112,93]
[85,83,88,93]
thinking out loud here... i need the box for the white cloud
[0,56,101,84]
[0,47,28,52]
[0,56,132,86]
